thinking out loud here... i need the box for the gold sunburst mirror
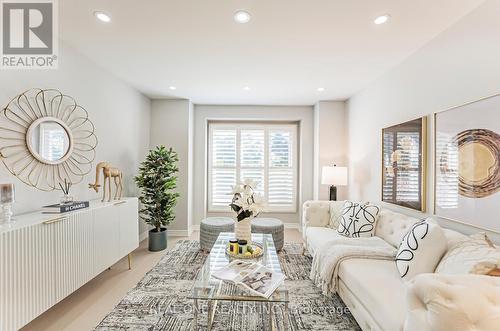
[0,88,98,191]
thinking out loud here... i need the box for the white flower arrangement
[230,179,266,222]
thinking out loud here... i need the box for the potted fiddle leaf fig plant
[135,146,179,251]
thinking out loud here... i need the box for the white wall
[193,105,315,226]
[313,101,348,200]
[149,99,193,236]
[346,0,500,240]
[0,42,151,216]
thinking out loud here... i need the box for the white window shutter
[211,168,237,207]
[268,129,295,209]
[240,130,264,167]
[208,123,297,212]
[209,128,237,208]
[212,129,237,167]
[240,129,265,196]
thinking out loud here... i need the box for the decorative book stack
[42,201,90,214]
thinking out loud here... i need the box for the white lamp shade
[321,166,348,186]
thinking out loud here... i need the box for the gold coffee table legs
[192,299,198,331]
[191,298,218,331]
[207,299,218,330]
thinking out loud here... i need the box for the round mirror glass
[28,120,71,163]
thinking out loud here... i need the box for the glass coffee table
[189,232,289,330]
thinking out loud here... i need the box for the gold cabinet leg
[128,253,132,270]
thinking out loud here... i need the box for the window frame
[207,121,298,213]
[381,117,426,212]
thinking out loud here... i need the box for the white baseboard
[283,223,300,229]
[168,229,191,237]
[139,229,191,240]
[139,231,148,242]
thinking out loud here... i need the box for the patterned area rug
[95,241,361,331]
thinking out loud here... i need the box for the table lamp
[321,165,348,201]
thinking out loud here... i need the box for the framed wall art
[435,94,500,233]
[382,117,427,211]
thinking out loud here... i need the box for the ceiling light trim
[374,14,390,25]
[234,10,251,24]
[94,11,111,23]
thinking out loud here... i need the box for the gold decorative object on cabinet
[89,162,123,202]
[0,88,98,191]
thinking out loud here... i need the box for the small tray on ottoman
[225,242,263,259]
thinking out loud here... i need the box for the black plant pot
[148,228,167,251]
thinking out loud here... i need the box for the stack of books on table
[42,201,90,214]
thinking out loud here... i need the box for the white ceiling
[60,0,484,105]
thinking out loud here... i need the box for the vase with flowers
[229,179,265,243]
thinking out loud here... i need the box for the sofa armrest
[404,273,500,331]
[302,200,331,238]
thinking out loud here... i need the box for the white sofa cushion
[436,233,500,275]
[395,221,447,280]
[405,274,500,331]
[375,209,421,247]
[337,201,380,238]
[442,228,468,250]
[305,227,341,257]
[338,259,407,331]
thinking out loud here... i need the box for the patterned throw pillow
[395,221,447,280]
[328,200,346,229]
[436,233,500,275]
[336,201,380,238]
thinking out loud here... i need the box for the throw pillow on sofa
[328,200,346,229]
[436,233,500,275]
[395,220,447,280]
[336,201,380,238]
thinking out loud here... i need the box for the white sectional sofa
[302,200,500,331]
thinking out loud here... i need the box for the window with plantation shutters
[208,122,297,212]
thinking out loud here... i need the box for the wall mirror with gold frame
[0,88,97,191]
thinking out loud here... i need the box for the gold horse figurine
[89,162,123,202]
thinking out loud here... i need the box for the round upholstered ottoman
[251,218,284,251]
[200,217,234,252]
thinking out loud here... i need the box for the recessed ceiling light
[169,86,177,91]
[374,14,390,25]
[243,86,250,91]
[317,87,325,92]
[234,10,251,24]
[94,11,111,23]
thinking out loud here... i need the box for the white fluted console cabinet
[0,198,139,331]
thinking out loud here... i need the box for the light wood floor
[22,229,303,331]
